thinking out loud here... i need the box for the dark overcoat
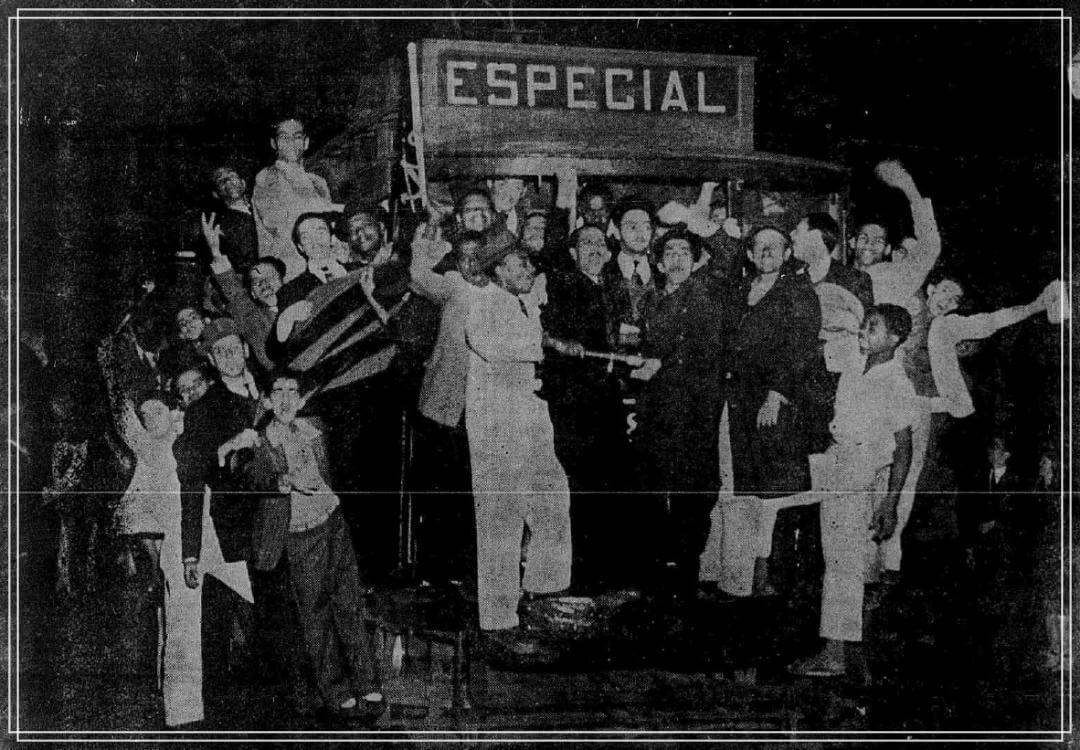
[726,258,821,498]
[637,275,726,492]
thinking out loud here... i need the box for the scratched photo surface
[7,11,1070,741]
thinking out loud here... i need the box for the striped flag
[283,261,411,395]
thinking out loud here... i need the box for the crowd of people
[19,114,1067,728]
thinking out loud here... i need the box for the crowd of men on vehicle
[24,114,1064,728]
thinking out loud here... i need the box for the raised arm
[408,221,456,303]
[946,282,1054,342]
[876,161,941,300]
[117,399,153,458]
[928,282,1054,417]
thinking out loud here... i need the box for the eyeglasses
[856,234,888,248]
[275,131,306,141]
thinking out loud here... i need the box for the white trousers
[161,489,252,727]
[874,407,930,572]
[815,446,888,642]
[469,394,571,631]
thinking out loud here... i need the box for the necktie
[518,298,529,318]
[631,260,644,288]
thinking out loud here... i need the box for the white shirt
[307,258,347,284]
[616,252,652,285]
[831,354,918,470]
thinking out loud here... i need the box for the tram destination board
[418,39,755,160]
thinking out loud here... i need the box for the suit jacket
[599,253,658,353]
[216,206,258,272]
[276,271,323,313]
[540,268,628,482]
[174,381,261,562]
[819,261,875,313]
[241,417,333,571]
[212,269,277,372]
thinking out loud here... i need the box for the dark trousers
[411,415,475,582]
[250,559,312,704]
[286,509,377,708]
[663,491,716,592]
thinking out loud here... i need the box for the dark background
[12,13,1068,368]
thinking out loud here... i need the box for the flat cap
[199,316,243,353]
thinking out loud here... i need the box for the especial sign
[440,56,739,116]
[418,39,755,159]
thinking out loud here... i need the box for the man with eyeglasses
[253,116,344,282]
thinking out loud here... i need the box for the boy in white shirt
[789,304,918,677]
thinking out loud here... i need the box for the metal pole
[406,42,430,210]
[397,408,415,573]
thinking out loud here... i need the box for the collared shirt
[616,252,652,285]
[307,258,347,284]
[221,370,261,401]
[831,354,918,470]
[266,418,339,533]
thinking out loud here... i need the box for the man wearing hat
[171,316,263,721]
[176,317,264,583]
[464,231,573,650]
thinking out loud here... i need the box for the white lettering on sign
[526,64,557,107]
[487,63,518,106]
[446,61,478,105]
[439,57,739,116]
[566,66,598,110]
[605,68,634,110]
[660,70,688,112]
[697,71,726,114]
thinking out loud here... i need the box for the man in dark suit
[600,197,658,355]
[629,228,726,595]
[542,224,633,589]
[175,317,263,581]
[172,318,263,718]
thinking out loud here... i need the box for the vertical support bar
[398,408,415,574]
[838,188,850,264]
[725,179,735,220]
[407,42,430,210]
[560,165,579,235]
